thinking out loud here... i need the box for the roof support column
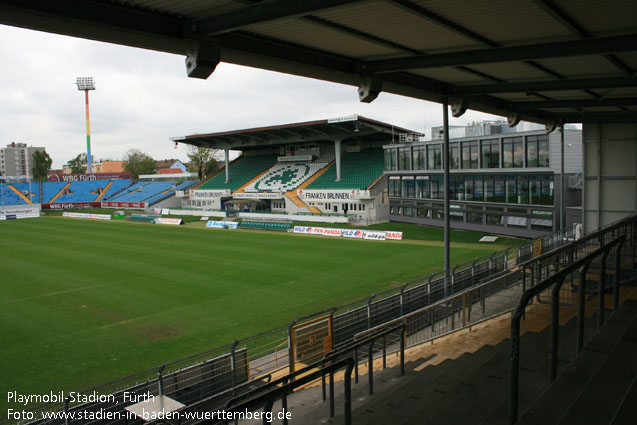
[443,98,451,288]
[560,125,565,231]
[224,149,230,183]
[335,139,342,182]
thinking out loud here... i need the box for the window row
[389,205,553,231]
[388,174,554,206]
[385,134,550,171]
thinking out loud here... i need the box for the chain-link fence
[18,215,636,424]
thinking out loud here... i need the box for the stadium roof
[1,1,637,124]
[172,115,415,150]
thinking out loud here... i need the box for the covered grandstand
[174,115,412,224]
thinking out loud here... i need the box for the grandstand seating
[54,180,112,203]
[176,180,198,191]
[107,180,196,205]
[109,182,173,202]
[0,183,30,205]
[243,152,334,193]
[199,155,278,191]
[8,182,40,203]
[102,179,133,200]
[42,181,68,203]
[307,148,384,190]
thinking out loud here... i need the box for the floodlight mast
[76,77,95,173]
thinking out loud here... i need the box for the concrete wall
[583,123,637,232]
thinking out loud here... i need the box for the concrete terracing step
[515,300,637,425]
[311,344,505,425]
[479,314,597,425]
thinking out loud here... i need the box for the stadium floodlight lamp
[76,77,95,91]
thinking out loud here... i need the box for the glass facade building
[384,130,582,238]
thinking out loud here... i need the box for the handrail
[225,358,355,425]
[508,235,626,425]
[224,322,405,410]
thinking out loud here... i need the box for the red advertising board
[47,172,131,182]
[41,202,101,210]
[101,201,147,209]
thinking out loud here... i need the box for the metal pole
[157,363,166,395]
[335,139,342,181]
[613,241,625,310]
[64,396,70,425]
[443,97,451,281]
[321,373,326,401]
[550,276,566,383]
[560,125,565,231]
[282,392,289,425]
[287,320,296,379]
[400,283,408,316]
[230,339,239,391]
[329,371,335,418]
[84,89,93,174]
[367,294,376,329]
[382,334,387,369]
[224,149,230,183]
[400,326,405,376]
[597,250,610,330]
[344,363,353,425]
[368,341,374,395]
[577,263,590,353]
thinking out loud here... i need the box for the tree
[67,153,87,174]
[123,149,157,181]
[32,150,53,182]
[186,146,220,180]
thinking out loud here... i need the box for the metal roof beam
[459,76,637,94]
[515,97,637,109]
[365,34,637,73]
[531,0,633,75]
[193,0,365,35]
[531,0,589,38]
[385,0,498,47]
[553,111,637,123]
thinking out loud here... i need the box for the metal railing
[508,225,634,424]
[172,322,404,425]
[19,215,636,425]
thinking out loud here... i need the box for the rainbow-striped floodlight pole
[76,77,95,174]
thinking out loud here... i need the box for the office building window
[399,147,411,170]
[385,148,397,171]
[450,143,460,169]
[388,177,401,197]
[481,139,500,168]
[412,145,426,170]
[462,141,479,169]
[402,176,415,198]
[430,175,443,199]
[427,144,441,170]
[526,135,550,168]
[503,137,524,168]
[415,176,428,199]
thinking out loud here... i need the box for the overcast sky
[0,24,512,169]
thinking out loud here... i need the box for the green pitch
[0,217,515,407]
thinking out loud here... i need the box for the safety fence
[19,215,636,424]
[508,229,632,424]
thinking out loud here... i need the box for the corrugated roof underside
[116,0,242,19]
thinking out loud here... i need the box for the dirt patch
[80,304,128,324]
[129,323,183,341]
